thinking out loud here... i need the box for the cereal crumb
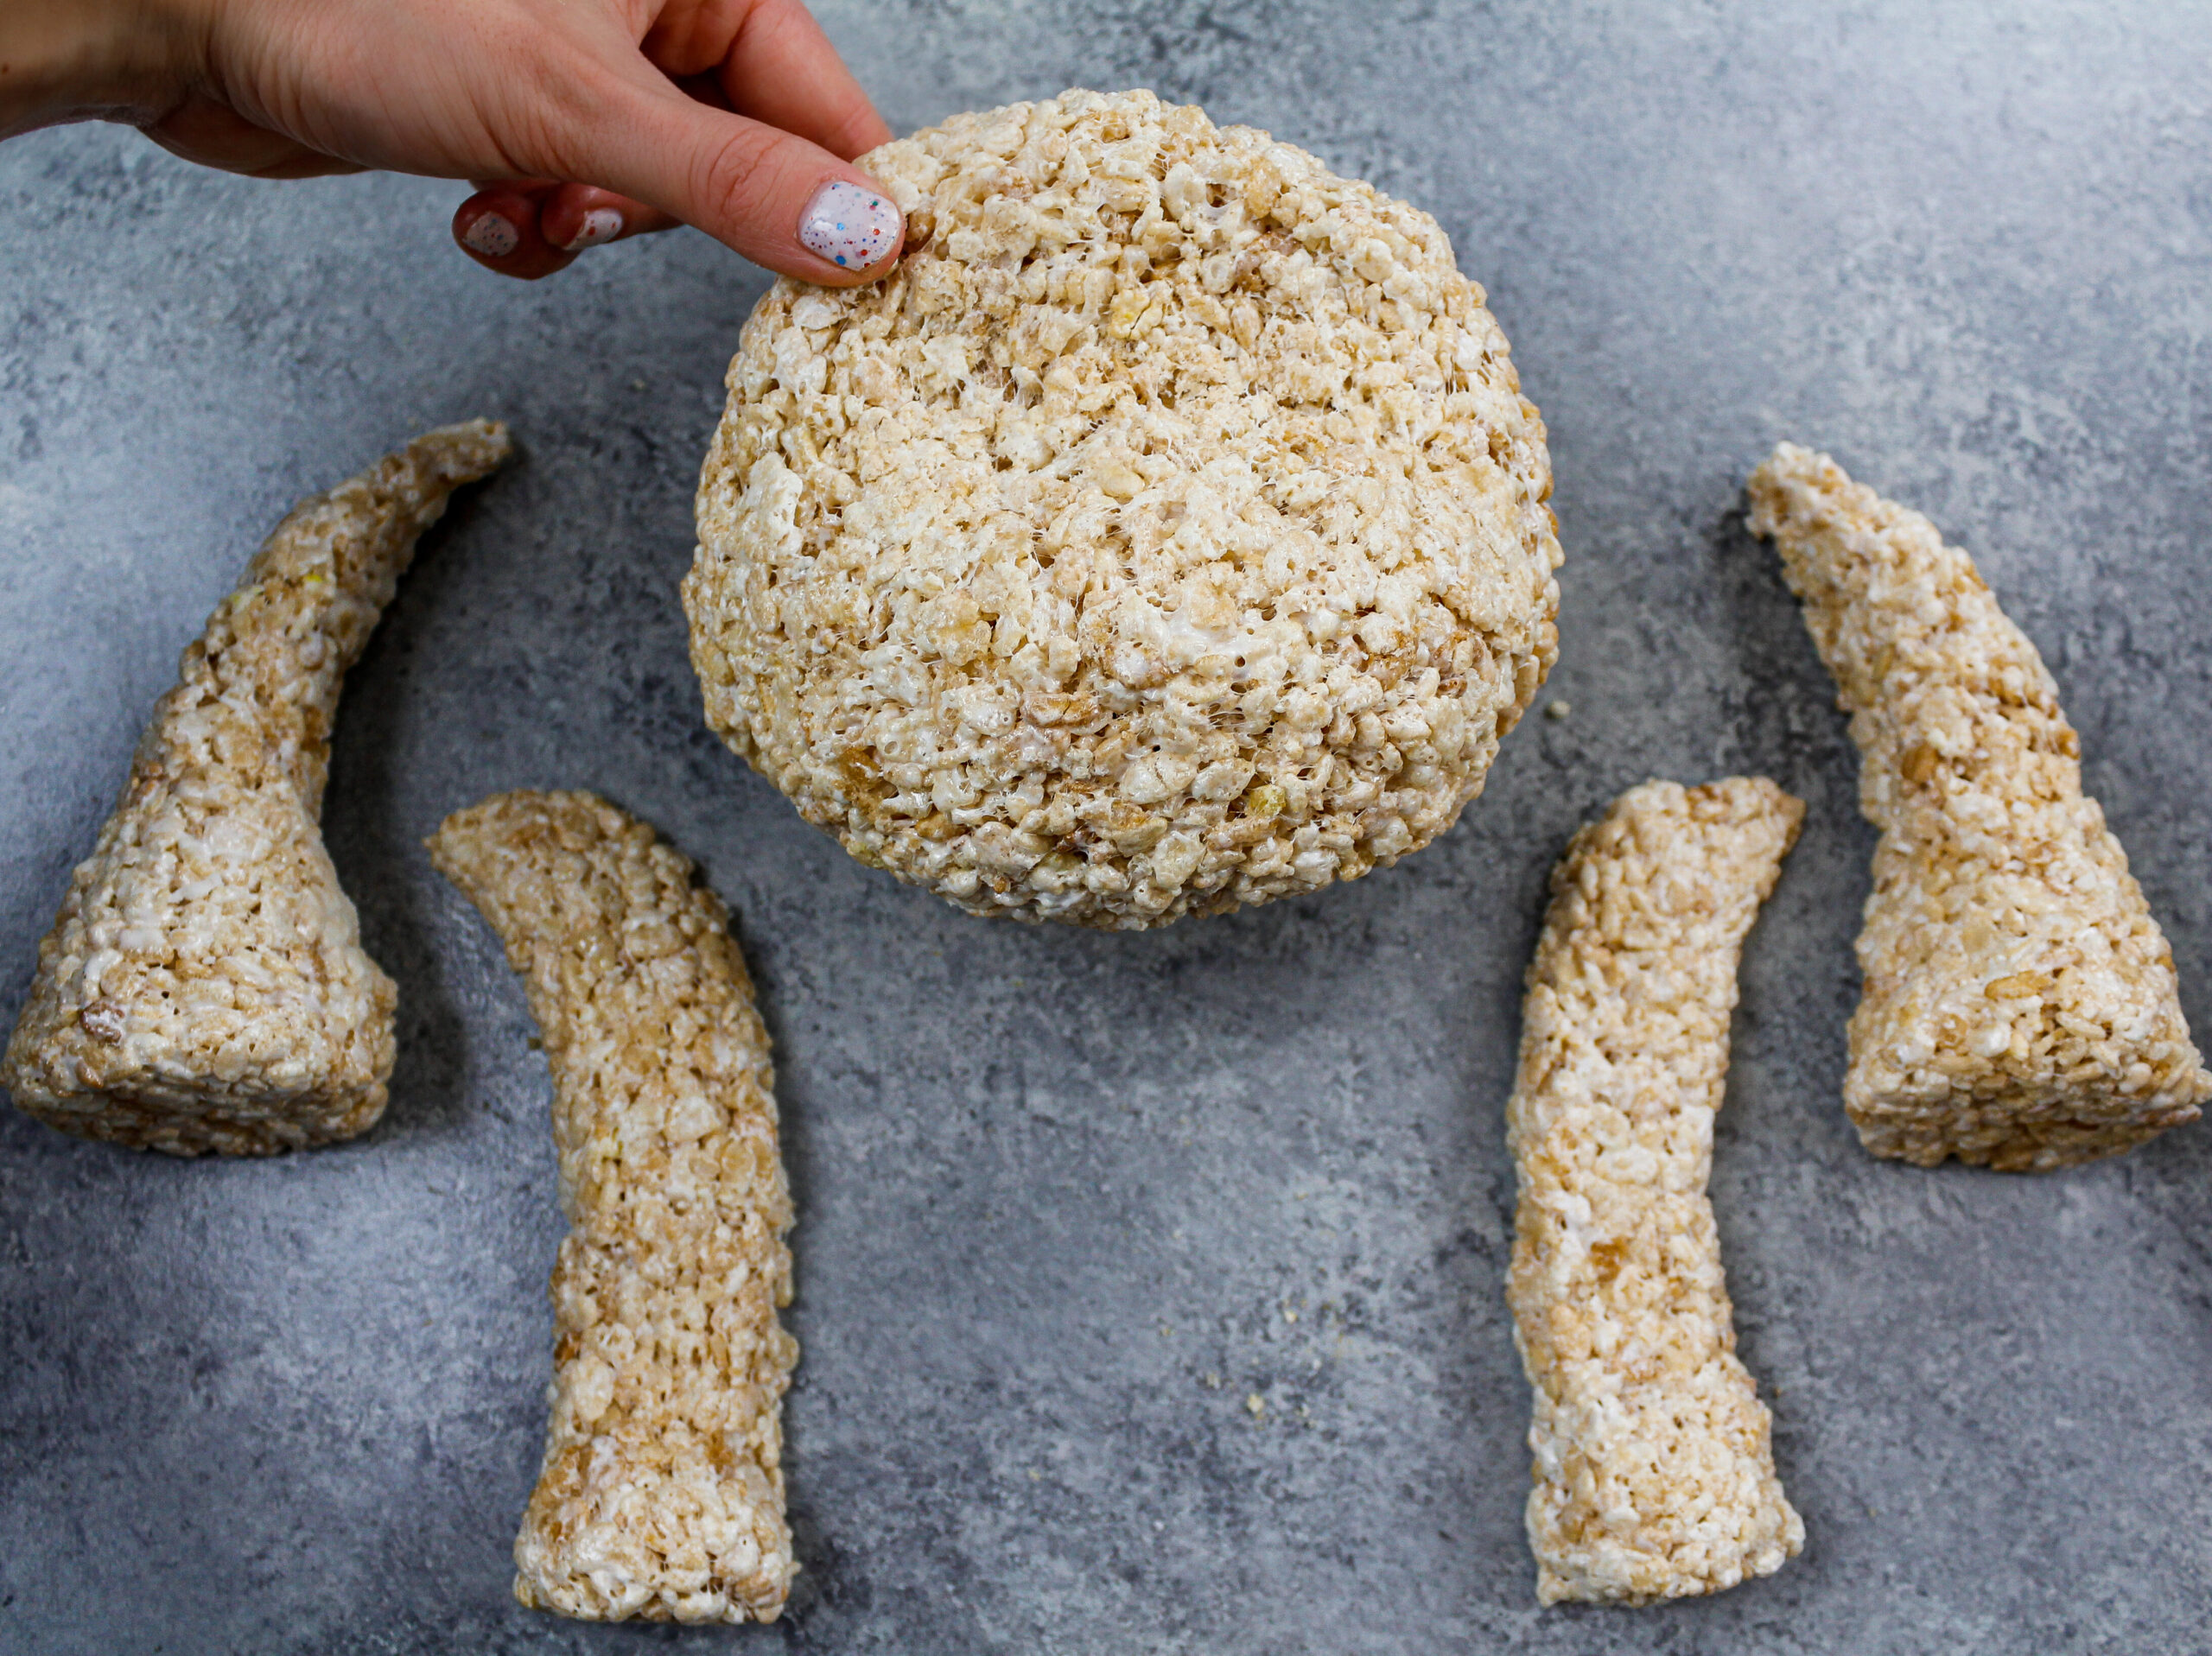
[1545,699,1572,720]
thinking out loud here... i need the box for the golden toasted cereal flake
[1508,777,1804,1606]
[1,421,512,1155]
[1749,443,2209,1171]
[428,790,798,1625]
[688,88,1561,929]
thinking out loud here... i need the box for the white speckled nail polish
[798,181,902,272]
[562,208,623,252]
[462,213,518,257]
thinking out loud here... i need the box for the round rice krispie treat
[687,88,1561,928]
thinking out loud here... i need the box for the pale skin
[0,0,900,283]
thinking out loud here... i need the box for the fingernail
[798,181,902,272]
[462,213,518,257]
[562,208,623,252]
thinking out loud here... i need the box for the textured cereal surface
[0,421,512,1155]
[687,87,1561,929]
[1749,444,2210,1171]
[1506,777,1805,1606]
[427,790,798,1625]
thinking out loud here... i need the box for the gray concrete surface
[4,2,2211,1650]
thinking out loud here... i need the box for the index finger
[643,0,893,162]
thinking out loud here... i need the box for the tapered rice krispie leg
[428,790,799,1624]
[1748,443,2209,1171]
[1508,777,1804,1606]
[1,421,512,1154]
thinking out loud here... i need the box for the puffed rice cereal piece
[428,790,799,1624]
[688,88,1561,928]
[1,421,512,1154]
[1508,777,1805,1606]
[1749,443,2209,1171]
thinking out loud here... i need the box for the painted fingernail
[462,213,518,257]
[798,181,902,272]
[562,208,623,252]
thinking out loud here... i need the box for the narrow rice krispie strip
[1507,777,1804,1606]
[427,790,799,1624]
[2,421,512,1154]
[1749,443,2209,1171]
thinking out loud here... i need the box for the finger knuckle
[696,127,783,224]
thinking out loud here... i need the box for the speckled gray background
[4,2,2211,1651]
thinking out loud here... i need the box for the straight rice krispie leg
[428,790,799,1624]
[1508,777,1804,1606]
[1,421,512,1154]
[1749,443,2209,1171]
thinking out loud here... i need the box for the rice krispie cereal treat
[2,421,512,1154]
[1749,443,2209,1171]
[428,790,799,1624]
[689,87,1561,929]
[1507,777,1804,1606]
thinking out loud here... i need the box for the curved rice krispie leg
[1,421,512,1155]
[427,790,798,1625]
[1508,777,1804,1606]
[1748,443,2209,1171]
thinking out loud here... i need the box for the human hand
[0,0,904,284]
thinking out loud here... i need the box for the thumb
[578,79,906,285]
